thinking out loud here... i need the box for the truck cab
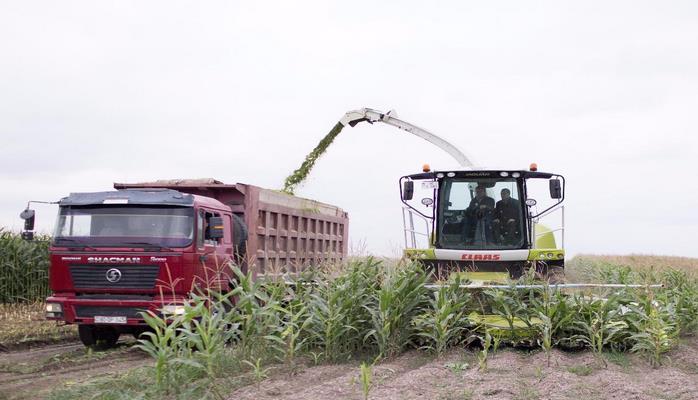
[43,188,234,347]
[400,166,565,282]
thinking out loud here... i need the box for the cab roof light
[422,164,431,172]
[529,163,538,172]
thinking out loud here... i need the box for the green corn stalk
[477,330,492,371]
[365,263,428,358]
[359,361,374,400]
[414,276,471,356]
[136,310,186,392]
[0,229,51,303]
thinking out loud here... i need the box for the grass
[0,302,77,349]
[566,364,594,376]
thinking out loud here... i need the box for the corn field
[124,258,698,398]
[0,229,51,303]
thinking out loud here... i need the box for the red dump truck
[21,179,348,347]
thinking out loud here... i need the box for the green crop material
[282,121,344,195]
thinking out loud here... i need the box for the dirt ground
[0,339,150,400]
[1,336,696,400]
[227,336,698,400]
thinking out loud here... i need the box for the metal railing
[402,207,431,249]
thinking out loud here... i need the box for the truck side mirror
[207,216,225,239]
[549,179,562,199]
[19,209,36,240]
[402,181,414,201]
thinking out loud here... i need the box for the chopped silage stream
[282,121,344,195]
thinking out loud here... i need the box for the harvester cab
[399,166,566,283]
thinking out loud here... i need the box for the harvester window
[438,178,524,250]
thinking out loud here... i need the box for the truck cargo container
[25,178,348,347]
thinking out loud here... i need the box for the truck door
[196,209,233,292]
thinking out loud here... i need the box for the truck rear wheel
[78,325,120,349]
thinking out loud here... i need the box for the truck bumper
[45,295,183,326]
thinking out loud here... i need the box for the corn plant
[571,294,628,364]
[227,266,282,358]
[177,292,236,378]
[359,361,374,400]
[365,262,428,358]
[306,259,378,360]
[136,310,186,392]
[0,229,51,303]
[537,313,553,366]
[477,330,493,372]
[242,357,270,388]
[414,276,471,356]
[266,302,312,374]
[623,292,678,367]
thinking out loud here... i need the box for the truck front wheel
[78,325,120,349]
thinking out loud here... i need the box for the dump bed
[114,179,349,275]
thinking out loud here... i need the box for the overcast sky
[1,1,697,257]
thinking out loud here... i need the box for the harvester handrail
[424,283,664,290]
[402,206,431,249]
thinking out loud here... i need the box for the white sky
[1,1,697,257]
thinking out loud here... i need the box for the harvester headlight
[557,253,564,259]
[162,305,186,315]
[512,172,521,178]
[500,171,509,177]
[45,303,62,313]
[436,173,444,178]
[547,252,554,258]
[447,172,456,177]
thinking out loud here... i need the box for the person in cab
[463,185,495,245]
[493,188,521,245]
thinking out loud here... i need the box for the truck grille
[75,305,146,318]
[69,265,159,289]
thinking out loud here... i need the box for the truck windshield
[53,206,194,247]
[438,178,525,250]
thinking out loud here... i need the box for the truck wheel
[78,325,120,349]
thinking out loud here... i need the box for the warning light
[529,163,538,172]
[422,164,431,172]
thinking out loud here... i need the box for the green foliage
[0,229,50,303]
[477,330,493,371]
[365,262,429,358]
[359,361,374,400]
[282,121,344,194]
[305,258,379,361]
[414,276,471,356]
[58,258,698,399]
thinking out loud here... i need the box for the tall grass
[0,229,51,303]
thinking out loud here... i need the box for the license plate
[94,316,127,324]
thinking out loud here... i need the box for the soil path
[0,339,150,400]
[227,336,698,400]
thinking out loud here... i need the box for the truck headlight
[161,305,186,315]
[45,302,63,318]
